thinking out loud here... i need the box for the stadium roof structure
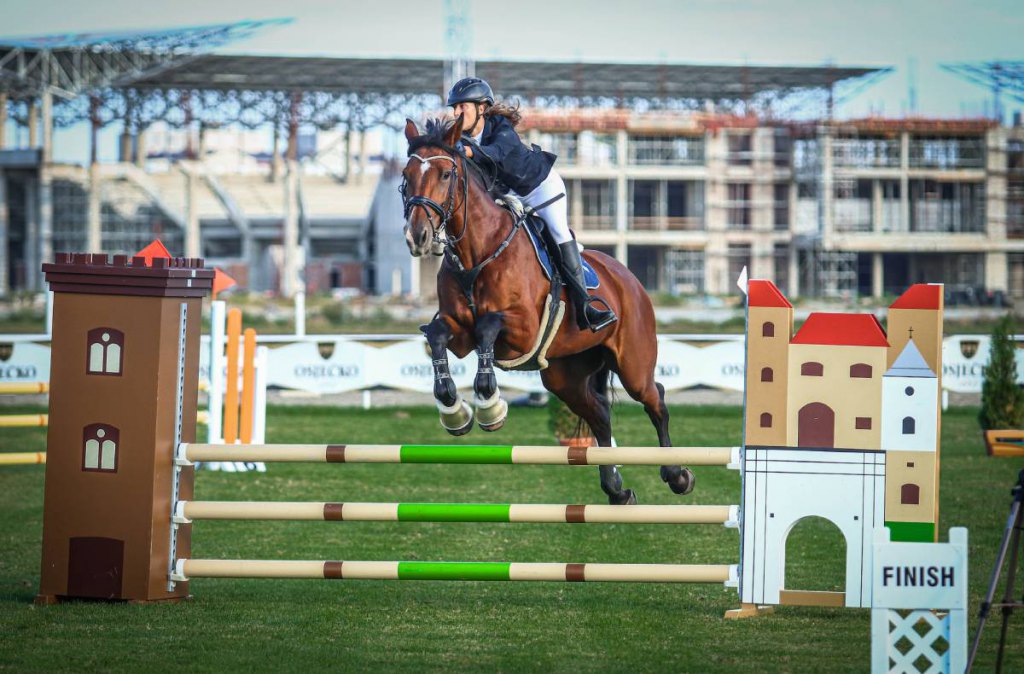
[0,20,289,98]
[0,22,890,132]
[942,61,1024,106]
[125,54,887,105]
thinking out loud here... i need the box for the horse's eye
[441,171,451,180]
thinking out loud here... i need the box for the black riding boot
[557,241,618,332]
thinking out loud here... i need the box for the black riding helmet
[446,77,494,107]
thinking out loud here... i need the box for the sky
[2,0,1022,163]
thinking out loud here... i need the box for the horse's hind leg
[542,353,637,505]
[616,361,694,496]
[421,316,474,436]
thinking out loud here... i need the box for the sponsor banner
[942,335,1024,393]
[266,339,370,394]
[369,340,474,394]
[0,341,51,384]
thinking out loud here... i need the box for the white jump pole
[207,300,226,445]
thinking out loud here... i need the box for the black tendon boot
[557,241,617,332]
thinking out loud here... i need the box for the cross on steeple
[908,326,914,340]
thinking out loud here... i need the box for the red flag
[212,268,238,299]
[134,239,171,266]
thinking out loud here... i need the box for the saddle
[485,195,572,372]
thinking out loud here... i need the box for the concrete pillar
[27,99,37,148]
[820,129,834,248]
[281,160,301,297]
[343,128,353,182]
[900,132,911,232]
[872,252,884,298]
[24,177,38,289]
[270,124,282,182]
[119,132,133,163]
[41,89,52,163]
[136,128,147,168]
[357,130,368,185]
[87,162,102,253]
[872,179,883,233]
[985,252,1009,293]
[0,169,8,296]
[184,168,201,259]
[570,178,582,229]
[788,247,800,299]
[616,130,628,237]
[0,93,7,149]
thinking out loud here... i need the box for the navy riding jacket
[468,114,555,196]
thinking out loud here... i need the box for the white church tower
[881,338,938,452]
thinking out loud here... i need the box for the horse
[401,115,694,505]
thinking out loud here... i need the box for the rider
[446,77,617,333]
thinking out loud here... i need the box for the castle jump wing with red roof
[739,279,944,609]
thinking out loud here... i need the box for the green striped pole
[174,559,737,584]
[177,501,740,525]
[180,444,739,467]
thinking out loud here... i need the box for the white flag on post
[736,266,748,296]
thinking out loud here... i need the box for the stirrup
[582,296,618,332]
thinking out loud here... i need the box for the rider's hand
[463,144,474,158]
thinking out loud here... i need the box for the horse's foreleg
[422,316,474,436]
[473,312,509,432]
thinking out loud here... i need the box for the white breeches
[515,170,571,244]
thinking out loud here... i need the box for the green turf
[0,404,1021,673]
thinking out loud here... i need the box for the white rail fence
[0,332,1014,397]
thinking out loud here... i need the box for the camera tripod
[966,469,1024,673]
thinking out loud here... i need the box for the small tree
[547,396,593,443]
[979,314,1024,430]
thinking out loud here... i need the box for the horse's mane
[407,117,458,155]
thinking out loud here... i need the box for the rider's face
[451,102,485,134]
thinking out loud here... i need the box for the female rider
[447,77,617,333]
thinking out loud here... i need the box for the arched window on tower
[762,322,775,337]
[760,367,773,382]
[760,413,772,428]
[801,362,823,377]
[87,328,124,376]
[902,416,916,435]
[82,424,119,473]
[901,483,920,505]
[849,363,872,378]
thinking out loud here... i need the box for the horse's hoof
[446,420,474,436]
[609,489,637,505]
[475,394,508,432]
[479,418,505,432]
[439,398,474,436]
[664,467,695,495]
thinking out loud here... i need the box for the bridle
[400,146,470,247]
[400,136,525,316]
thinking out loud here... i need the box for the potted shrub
[547,395,595,447]
[980,314,1024,456]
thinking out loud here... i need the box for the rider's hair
[485,100,522,128]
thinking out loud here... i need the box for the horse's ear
[446,114,465,146]
[404,118,419,143]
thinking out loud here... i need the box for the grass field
[0,403,1021,673]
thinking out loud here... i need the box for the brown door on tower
[67,537,124,599]
[798,402,835,448]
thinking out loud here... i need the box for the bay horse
[401,116,694,505]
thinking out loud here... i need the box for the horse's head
[401,116,465,257]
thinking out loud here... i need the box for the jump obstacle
[34,254,948,629]
[0,301,264,466]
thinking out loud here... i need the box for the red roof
[748,280,792,308]
[890,284,942,310]
[792,313,889,347]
